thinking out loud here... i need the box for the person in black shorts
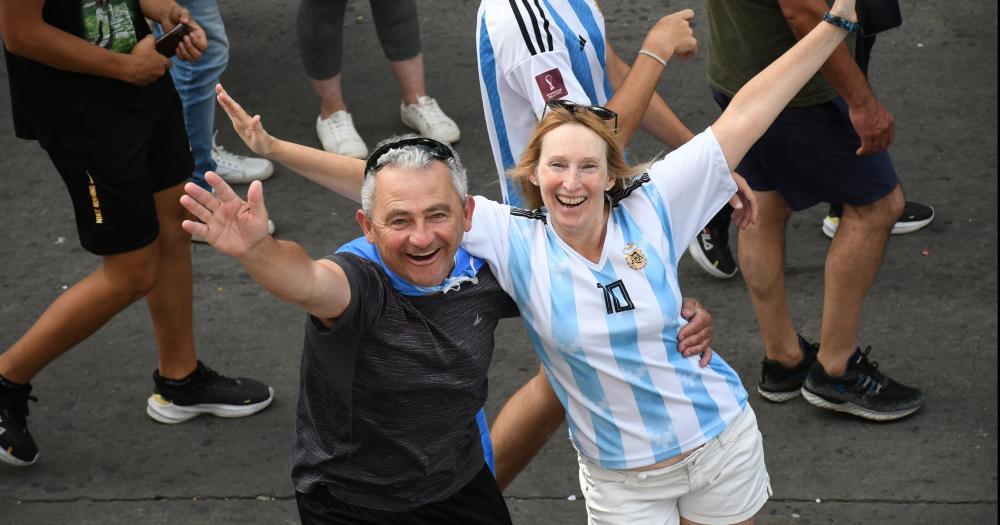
[0,0,273,468]
[688,3,934,279]
[703,0,922,420]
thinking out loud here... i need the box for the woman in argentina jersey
[461,0,861,521]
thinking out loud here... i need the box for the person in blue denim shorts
[153,0,276,241]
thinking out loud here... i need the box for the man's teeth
[409,248,437,257]
[558,196,586,206]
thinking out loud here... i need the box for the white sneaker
[316,111,368,159]
[191,219,275,244]
[400,95,461,144]
[211,131,274,184]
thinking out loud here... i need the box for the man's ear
[356,209,376,243]
[462,195,476,232]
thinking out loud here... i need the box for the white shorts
[578,406,771,525]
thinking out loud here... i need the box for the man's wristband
[638,49,667,67]
[822,12,861,34]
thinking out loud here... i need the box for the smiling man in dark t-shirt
[181,137,518,523]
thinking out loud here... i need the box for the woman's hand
[216,83,277,157]
[678,297,714,367]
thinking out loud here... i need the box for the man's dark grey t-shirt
[292,253,519,511]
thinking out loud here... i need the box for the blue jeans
[154,0,229,189]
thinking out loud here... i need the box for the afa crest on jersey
[623,243,646,270]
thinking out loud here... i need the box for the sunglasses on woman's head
[364,137,455,176]
[544,99,618,130]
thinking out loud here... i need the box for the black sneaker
[687,224,738,279]
[0,381,39,466]
[146,361,274,424]
[892,200,936,235]
[758,334,819,402]
[802,347,922,421]
[822,201,935,238]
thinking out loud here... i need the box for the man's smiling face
[357,161,473,287]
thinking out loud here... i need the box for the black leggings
[297,0,422,80]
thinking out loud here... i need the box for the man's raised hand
[180,172,271,257]
[643,9,698,63]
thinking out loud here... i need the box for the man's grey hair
[360,134,468,217]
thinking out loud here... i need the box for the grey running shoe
[758,334,819,402]
[802,347,922,421]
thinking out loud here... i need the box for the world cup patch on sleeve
[535,68,568,101]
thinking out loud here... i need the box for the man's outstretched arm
[180,172,352,323]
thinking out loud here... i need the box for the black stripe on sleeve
[609,174,652,207]
[510,207,548,223]
[507,0,538,55]
[519,0,548,54]
[532,0,554,51]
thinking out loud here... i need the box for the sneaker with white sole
[147,361,274,424]
[802,347,922,421]
[316,111,368,159]
[822,201,935,239]
[211,131,274,184]
[191,219,275,244]
[758,334,819,402]
[0,378,38,467]
[687,224,738,279]
[400,96,461,144]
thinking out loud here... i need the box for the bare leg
[312,74,348,118]
[817,185,903,376]
[738,190,802,367]
[491,364,566,490]
[390,54,426,105]
[145,184,198,380]
[0,238,160,384]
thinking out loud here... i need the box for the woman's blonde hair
[507,105,641,210]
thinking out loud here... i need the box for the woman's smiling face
[530,122,615,244]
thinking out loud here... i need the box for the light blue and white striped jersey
[463,129,748,469]
[477,0,612,207]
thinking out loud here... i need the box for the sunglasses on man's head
[544,99,618,130]
[364,137,455,176]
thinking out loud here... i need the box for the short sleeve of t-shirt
[506,52,592,119]
[3,0,171,146]
[482,2,591,118]
[312,254,387,334]
[643,128,737,256]
[462,197,518,293]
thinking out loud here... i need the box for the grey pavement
[0,0,996,523]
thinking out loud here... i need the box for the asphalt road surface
[0,0,996,523]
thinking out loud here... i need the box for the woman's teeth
[557,195,586,207]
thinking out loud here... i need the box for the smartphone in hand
[155,23,190,57]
